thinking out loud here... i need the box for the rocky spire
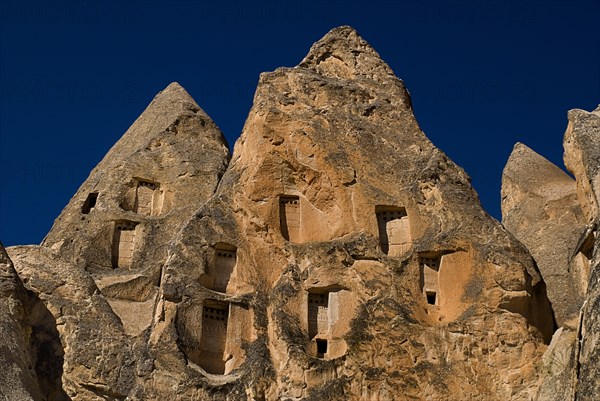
[162,25,554,400]
[298,26,397,82]
[3,27,563,401]
[42,81,230,256]
[502,142,586,327]
[11,82,231,399]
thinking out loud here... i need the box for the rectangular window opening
[376,206,409,256]
[420,255,441,307]
[426,291,437,305]
[111,221,137,269]
[210,244,237,293]
[81,192,98,214]
[308,292,329,339]
[135,179,160,216]
[316,339,328,357]
[199,301,229,375]
[279,195,300,242]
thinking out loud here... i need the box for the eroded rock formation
[0,243,69,401]
[501,106,600,401]
[1,26,598,401]
[563,106,600,401]
[502,142,586,327]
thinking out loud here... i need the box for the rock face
[8,82,230,400]
[564,107,600,224]
[563,106,600,401]
[501,107,600,401]
[5,25,597,401]
[157,26,553,401]
[0,242,69,401]
[501,142,586,327]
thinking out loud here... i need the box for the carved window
[199,301,229,375]
[135,180,160,216]
[280,195,300,242]
[307,289,341,359]
[420,256,441,305]
[81,192,98,214]
[316,339,328,358]
[210,244,237,293]
[308,292,328,339]
[112,221,137,269]
[376,206,411,256]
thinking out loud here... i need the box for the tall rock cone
[38,80,229,336]
[501,143,586,401]
[8,82,230,400]
[155,26,554,401]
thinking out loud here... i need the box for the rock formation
[0,242,69,401]
[501,106,600,401]
[502,142,586,327]
[1,26,598,401]
[563,106,600,401]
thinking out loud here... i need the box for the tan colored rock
[501,142,586,326]
[564,105,600,401]
[3,26,561,401]
[0,242,44,401]
[564,106,600,223]
[8,244,135,400]
[501,107,600,401]
[535,326,579,401]
[8,81,231,400]
[157,26,553,400]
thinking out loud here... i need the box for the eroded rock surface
[501,107,600,401]
[501,142,585,326]
[153,26,553,400]
[0,242,44,401]
[564,106,600,223]
[564,106,600,401]
[1,242,69,401]
[2,26,576,401]
[8,82,230,400]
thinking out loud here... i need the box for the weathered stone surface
[565,106,600,401]
[155,26,553,400]
[42,81,229,274]
[2,26,569,401]
[0,242,44,401]
[7,81,230,400]
[564,106,600,223]
[8,244,134,400]
[1,242,69,401]
[501,142,586,326]
[38,80,229,335]
[534,326,579,401]
[501,107,600,401]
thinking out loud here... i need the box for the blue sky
[1,0,599,246]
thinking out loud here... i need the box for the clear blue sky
[1,0,599,246]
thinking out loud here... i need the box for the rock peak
[158,81,193,100]
[502,144,587,329]
[150,81,200,112]
[298,25,396,81]
[504,142,575,197]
